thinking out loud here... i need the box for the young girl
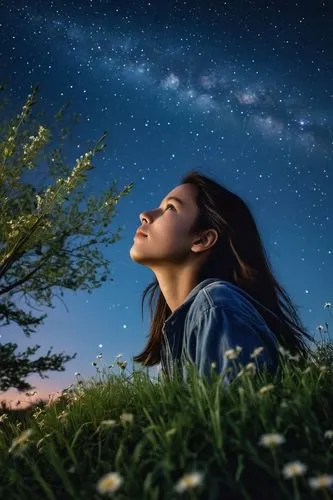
[130,170,314,384]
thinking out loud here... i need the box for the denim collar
[160,278,223,376]
[163,277,223,329]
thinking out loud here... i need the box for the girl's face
[130,183,201,270]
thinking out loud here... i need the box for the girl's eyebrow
[163,196,184,207]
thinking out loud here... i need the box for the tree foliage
[0,84,134,393]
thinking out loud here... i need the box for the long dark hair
[132,170,315,367]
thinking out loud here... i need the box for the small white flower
[237,362,257,378]
[119,412,133,424]
[282,461,307,478]
[258,384,274,395]
[56,410,68,421]
[100,420,117,427]
[174,471,204,493]
[324,430,333,439]
[308,474,333,489]
[250,346,265,359]
[258,433,285,448]
[278,346,290,357]
[32,408,43,420]
[96,472,123,494]
[225,349,237,359]
[224,345,243,359]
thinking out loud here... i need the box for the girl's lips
[135,231,147,238]
[135,227,147,237]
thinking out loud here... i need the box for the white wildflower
[96,472,123,495]
[250,346,265,359]
[224,345,242,360]
[56,410,68,421]
[258,383,274,395]
[174,471,204,493]
[278,346,290,357]
[282,461,307,478]
[308,474,333,490]
[258,433,285,448]
[119,412,133,424]
[237,362,256,378]
[100,420,117,428]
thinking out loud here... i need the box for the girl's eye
[165,203,176,212]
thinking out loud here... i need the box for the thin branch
[53,291,69,313]
[0,260,47,296]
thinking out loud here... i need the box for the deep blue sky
[0,0,332,407]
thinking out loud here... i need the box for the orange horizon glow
[0,382,67,410]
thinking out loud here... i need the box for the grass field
[0,336,332,500]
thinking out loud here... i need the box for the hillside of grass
[0,340,332,500]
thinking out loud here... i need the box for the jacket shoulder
[194,280,251,310]
[190,280,267,325]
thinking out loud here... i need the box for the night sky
[0,0,332,408]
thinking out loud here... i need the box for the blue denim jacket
[158,278,280,384]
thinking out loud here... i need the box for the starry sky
[0,0,332,408]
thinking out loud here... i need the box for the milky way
[3,2,333,156]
